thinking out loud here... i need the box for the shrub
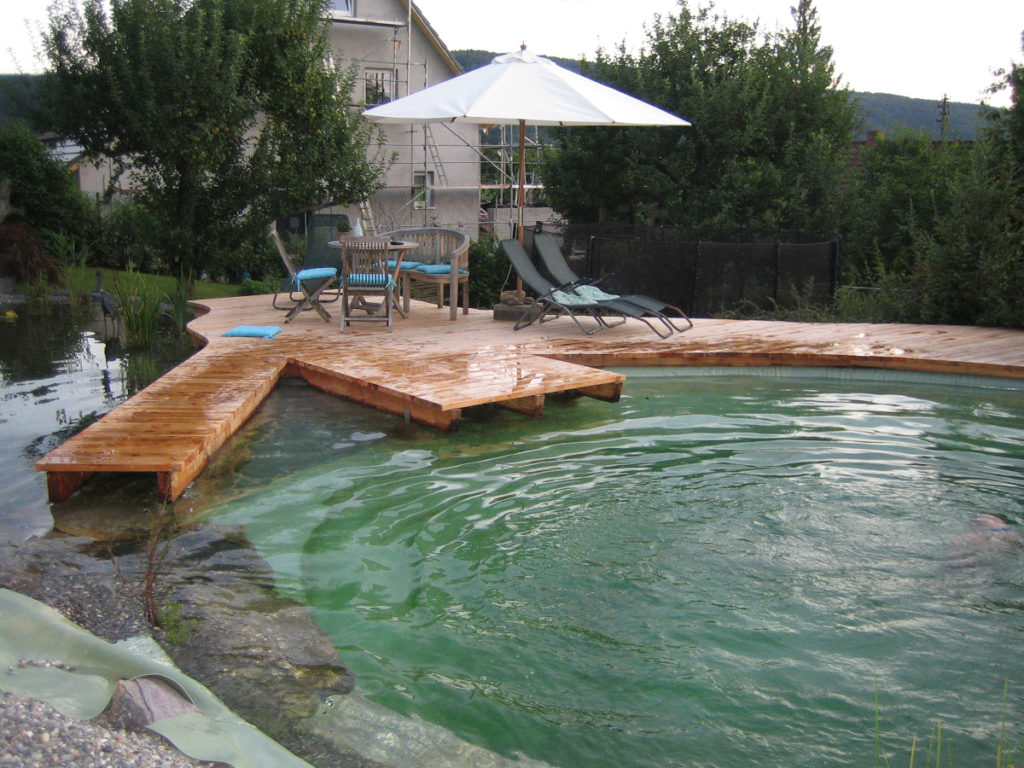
[0,221,63,288]
[468,237,510,308]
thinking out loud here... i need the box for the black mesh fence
[527,224,840,316]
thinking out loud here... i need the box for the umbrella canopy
[363,47,690,128]
[364,47,689,248]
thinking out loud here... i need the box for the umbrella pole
[516,119,526,292]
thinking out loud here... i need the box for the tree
[0,120,95,235]
[836,32,1024,329]
[541,0,860,234]
[40,0,387,281]
[972,31,1024,327]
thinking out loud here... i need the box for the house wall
[324,0,481,238]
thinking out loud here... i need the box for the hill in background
[452,50,992,141]
[852,91,988,141]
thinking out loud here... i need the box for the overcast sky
[2,0,1020,107]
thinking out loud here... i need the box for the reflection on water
[210,369,1024,768]
[0,302,192,542]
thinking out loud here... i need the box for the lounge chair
[501,239,673,338]
[378,227,471,320]
[532,231,693,332]
[269,227,339,323]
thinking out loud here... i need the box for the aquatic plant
[164,274,192,337]
[113,262,162,349]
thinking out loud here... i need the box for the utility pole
[937,94,950,143]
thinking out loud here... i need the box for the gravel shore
[0,690,218,768]
[0,536,241,768]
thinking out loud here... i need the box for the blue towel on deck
[222,325,282,338]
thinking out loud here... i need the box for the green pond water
[207,367,1024,768]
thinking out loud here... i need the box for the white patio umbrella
[363,46,690,241]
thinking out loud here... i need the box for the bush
[0,121,97,238]
[468,237,511,308]
[101,202,164,272]
[0,221,63,287]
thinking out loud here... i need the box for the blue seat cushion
[347,273,395,288]
[295,267,337,282]
[388,260,422,270]
[412,264,468,275]
[222,325,282,338]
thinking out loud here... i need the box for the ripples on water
[209,368,1024,768]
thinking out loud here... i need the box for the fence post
[830,236,842,298]
[692,239,702,315]
[773,239,781,307]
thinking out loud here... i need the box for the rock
[106,675,200,730]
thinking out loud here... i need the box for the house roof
[407,1,462,76]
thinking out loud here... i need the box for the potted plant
[335,215,351,239]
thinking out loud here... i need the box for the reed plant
[164,274,192,337]
[113,262,163,349]
[874,680,1020,768]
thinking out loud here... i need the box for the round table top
[328,238,419,251]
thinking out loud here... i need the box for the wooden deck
[35,294,1024,502]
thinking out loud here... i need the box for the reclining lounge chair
[532,231,693,332]
[501,239,673,338]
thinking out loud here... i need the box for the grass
[63,265,242,300]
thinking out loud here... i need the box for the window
[329,0,354,17]
[364,69,394,106]
[413,171,435,209]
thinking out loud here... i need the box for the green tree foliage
[40,0,388,281]
[0,120,95,234]
[842,131,973,279]
[0,120,98,284]
[841,33,1024,328]
[971,37,1024,327]
[541,0,860,233]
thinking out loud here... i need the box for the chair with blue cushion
[339,238,396,332]
[378,227,470,320]
[270,227,339,323]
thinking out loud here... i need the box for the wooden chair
[378,228,470,320]
[338,238,395,332]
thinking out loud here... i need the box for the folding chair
[269,227,338,323]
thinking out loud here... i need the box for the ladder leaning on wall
[358,200,376,234]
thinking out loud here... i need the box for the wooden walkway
[35,294,1024,502]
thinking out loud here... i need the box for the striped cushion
[347,273,395,288]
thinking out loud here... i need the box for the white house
[323,0,480,238]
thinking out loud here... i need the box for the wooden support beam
[498,394,546,418]
[575,381,622,403]
[46,470,94,503]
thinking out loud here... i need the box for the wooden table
[328,238,420,318]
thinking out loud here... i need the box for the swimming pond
[209,367,1024,768]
